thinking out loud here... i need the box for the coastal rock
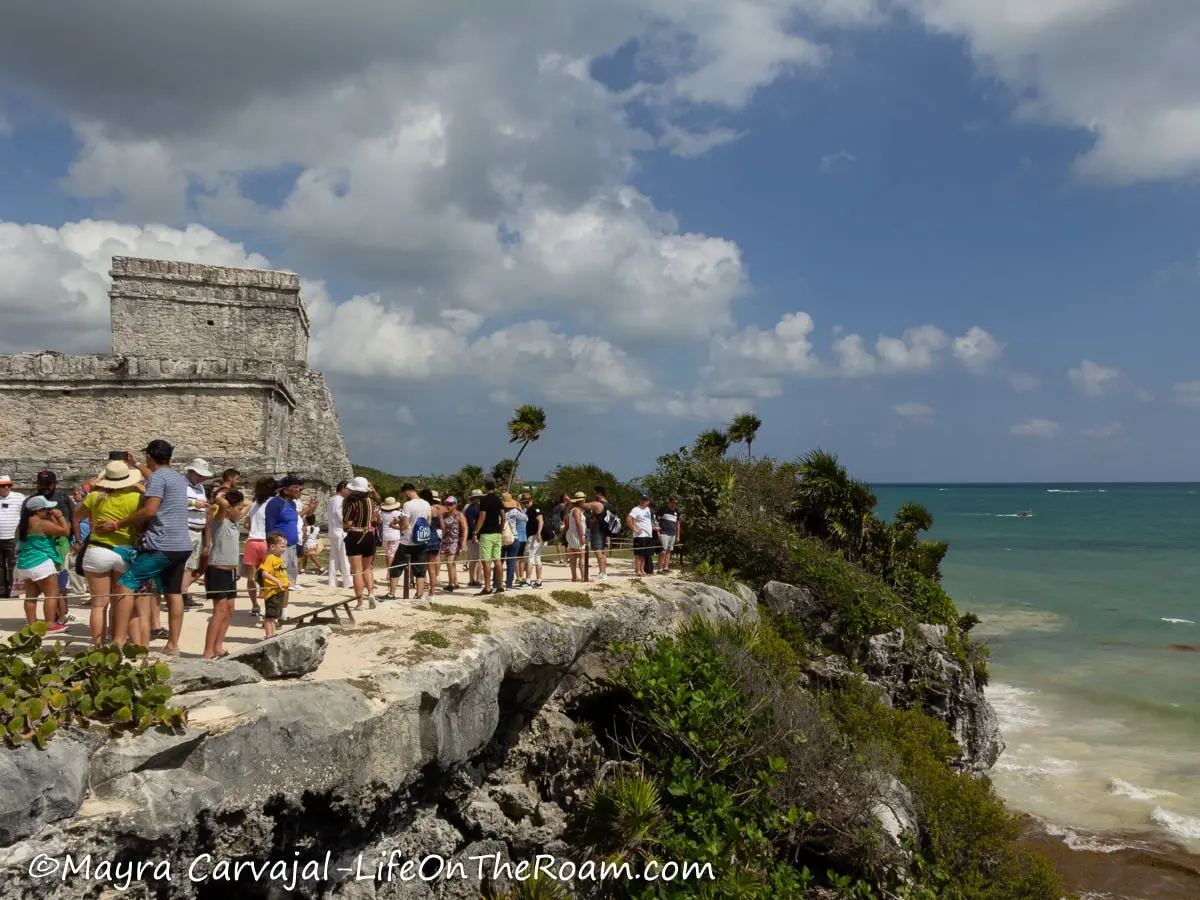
[226,625,331,678]
[0,582,757,900]
[89,727,208,789]
[166,657,262,693]
[871,777,917,849]
[0,738,91,844]
[860,626,1003,771]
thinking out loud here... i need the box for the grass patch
[550,590,594,609]
[346,676,384,701]
[590,581,614,592]
[484,593,555,616]
[429,602,490,622]
[411,630,450,649]
[467,623,490,635]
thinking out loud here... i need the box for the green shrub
[824,682,1063,900]
[549,590,593,609]
[0,622,185,747]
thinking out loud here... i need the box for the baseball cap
[640,494,650,500]
[26,495,58,512]
[37,470,57,483]
[277,475,304,489]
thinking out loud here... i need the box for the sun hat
[26,496,57,512]
[186,458,214,478]
[519,492,532,502]
[469,488,484,498]
[501,491,519,509]
[431,491,442,501]
[347,475,371,493]
[571,491,587,503]
[444,496,458,505]
[94,460,143,490]
[380,496,402,511]
[0,475,11,486]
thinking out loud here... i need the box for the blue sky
[1,1,1198,483]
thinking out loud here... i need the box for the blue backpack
[412,515,432,546]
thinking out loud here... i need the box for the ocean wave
[1150,808,1200,841]
[1108,778,1178,802]
[1046,489,1082,493]
[1163,618,1195,625]
[987,683,1045,729]
[1042,822,1135,853]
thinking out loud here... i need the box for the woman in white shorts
[74,460,145,646]
[16,495,72,632]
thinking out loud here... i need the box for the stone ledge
[111,257,301,291]
[0,581,754,866]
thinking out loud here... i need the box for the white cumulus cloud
[1009,372,1040,392]
[1067,359,1121,397]
[1010,418,1060,438]
[894,402,935,421]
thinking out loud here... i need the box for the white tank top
[247,501,268,541]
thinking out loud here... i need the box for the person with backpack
[582,486,620,582]
[390,483,431,603]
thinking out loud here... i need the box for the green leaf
[112,706,133,724]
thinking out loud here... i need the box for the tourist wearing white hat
[341,476,380,608]
[181,457,213,605]
[0,474,24,599]
[378,495,403,597]
[16,495,72,633]
[74,459,144,646]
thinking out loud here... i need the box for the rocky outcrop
[0,577,1005,898]
[763,580,1002,772]
[0,581,753,900]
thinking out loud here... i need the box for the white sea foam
[1046,489,1082,493]
[1108,778,1177,802]
[1042,821,1134,853]
[1150,807,1200,841]
[1162,617,1195,625]
[986,683,1044,728]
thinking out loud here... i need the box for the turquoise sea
[873,484,1200,852]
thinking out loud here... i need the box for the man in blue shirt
[265,476,304,615]
[99,440,193,655]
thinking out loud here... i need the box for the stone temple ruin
[0,257,353,499]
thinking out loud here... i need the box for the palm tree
[693,428,731,458]
[727,413,763,460]
[792,448,878,559]
[894,502,933,534]
[506,405,547,490]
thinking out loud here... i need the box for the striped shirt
[0,491,25,540]
[342,495,376,531]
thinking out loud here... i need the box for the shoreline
[1017,817,1200,900]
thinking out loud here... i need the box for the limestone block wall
[283,369,354,492]
[109,257,309,364]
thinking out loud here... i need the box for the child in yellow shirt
[258,532,290,638]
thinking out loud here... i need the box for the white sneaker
[596,573,608,582]
[292,583,308,591]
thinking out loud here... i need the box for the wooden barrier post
[583,546,590,582]
[403,557,411,599]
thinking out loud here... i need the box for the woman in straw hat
[379,495,403,596]
[565,492,588,582]
[74,459,144,646]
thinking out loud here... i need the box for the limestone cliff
[0,580,1003,899]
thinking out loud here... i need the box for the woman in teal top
[15,496,71,632]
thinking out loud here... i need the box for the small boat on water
[1015,510,1034,518]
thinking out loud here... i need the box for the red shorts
[242,539,268,568]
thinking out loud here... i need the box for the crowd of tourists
[0,445,683,661]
